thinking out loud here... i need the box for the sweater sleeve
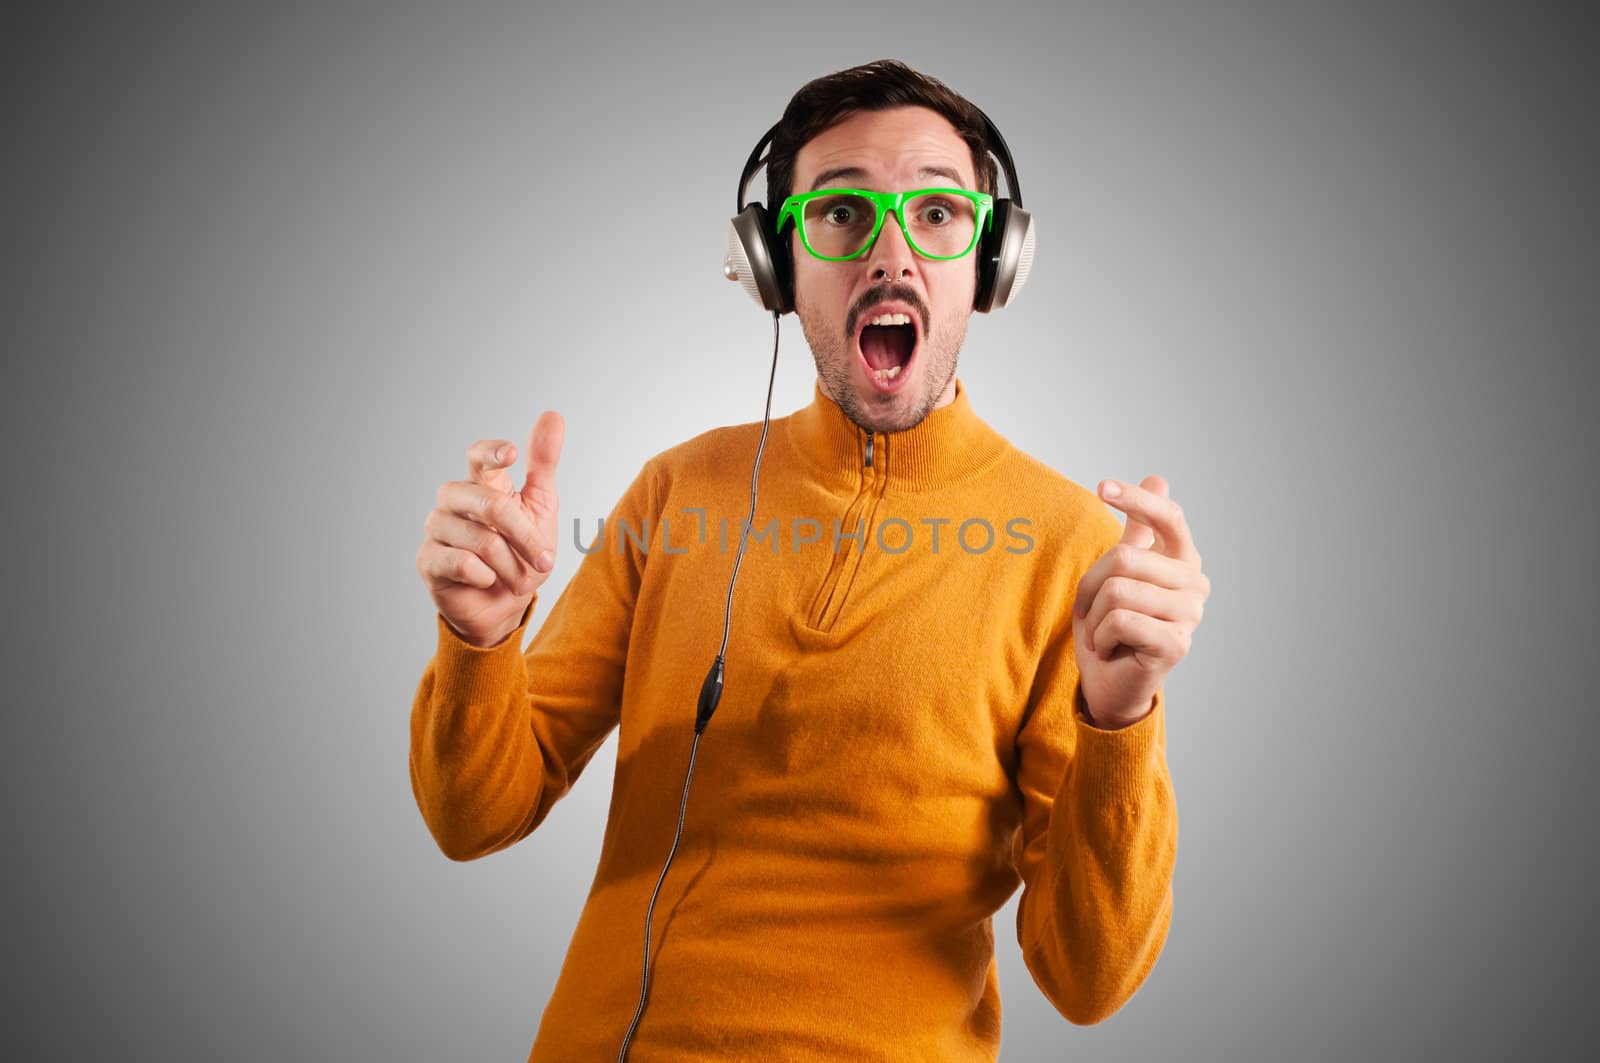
[409,459,659,861]
[1011,528,1179,1024]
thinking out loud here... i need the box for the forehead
[793,106,974,190]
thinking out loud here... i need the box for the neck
[787,376,1009,494]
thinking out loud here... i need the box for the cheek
[792,261,845,317]
[930,264,979,323]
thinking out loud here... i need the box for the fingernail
[494,446,508,462]
[536,550,553,571]
[1101,480,1121,498]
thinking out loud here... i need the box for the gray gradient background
[7,2,1594,1060]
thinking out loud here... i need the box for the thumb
[521,410,565,511]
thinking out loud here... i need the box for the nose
[865,207,916,284]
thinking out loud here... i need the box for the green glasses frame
[775,187,995,262]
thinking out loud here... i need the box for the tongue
[861,324,914,370]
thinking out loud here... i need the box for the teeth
[872,365,902,381]
[868,313,912,326]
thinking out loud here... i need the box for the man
[411,59,1209,1061]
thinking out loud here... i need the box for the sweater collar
[785,376,1009,494]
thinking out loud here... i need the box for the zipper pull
[864,431,874,468]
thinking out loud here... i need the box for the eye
[827,204,859,225]
[919,201,954,226]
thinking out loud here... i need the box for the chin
[853,380,930,433]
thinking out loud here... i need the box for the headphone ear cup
[973,200,1036,313]
[725,205,793,314]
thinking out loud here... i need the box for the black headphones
[723,107,1036,315]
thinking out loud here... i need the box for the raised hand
[416,411,566,648]
[1070,475,1210,729]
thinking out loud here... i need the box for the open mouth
[856,312,919,391]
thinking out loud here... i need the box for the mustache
[847,285,929,336]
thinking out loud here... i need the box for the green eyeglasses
[776,187,994,262]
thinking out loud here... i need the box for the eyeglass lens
[801,192,978,258]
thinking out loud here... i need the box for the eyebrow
[807,164,968,192]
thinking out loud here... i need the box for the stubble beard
[797,302,965,435]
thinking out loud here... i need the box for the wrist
[444,616,517,650]
[1076,687,1152,731]
[476,624,520,650]
[442,598,536,651]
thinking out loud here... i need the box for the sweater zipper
[805,427,884,632]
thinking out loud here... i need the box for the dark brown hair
[764,59,997,217]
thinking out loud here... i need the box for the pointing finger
[1098,475,1198,564]
[1100,475,1164,550]
[522,411,565,516]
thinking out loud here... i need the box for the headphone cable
[617,309,781,1060]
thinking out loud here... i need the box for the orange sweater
[411,378,1176,1060]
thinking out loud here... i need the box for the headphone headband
[737,108,1022,213]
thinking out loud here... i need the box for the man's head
[765,60,998,434]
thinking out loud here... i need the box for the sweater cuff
[432,597,537,698]
[1070,686,1164,810]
